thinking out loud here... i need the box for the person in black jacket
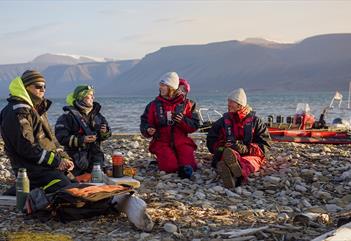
[0,70,74,194]
[206,88,270,188]
[55,85,111,176]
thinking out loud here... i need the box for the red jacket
[140,95,199,150]
[206,111,270,158]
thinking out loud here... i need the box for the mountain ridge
[1,33,351,97]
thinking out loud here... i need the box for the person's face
[26,82,46,99]
[83,91,94,106]
[177,85,187,95]
[227,99,242,113]
[159,83,170,97]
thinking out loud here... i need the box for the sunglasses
[34,84,46,90]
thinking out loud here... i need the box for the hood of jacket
[8,77,34,107]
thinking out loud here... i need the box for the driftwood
[0,195,15,206]
[226,236,257,241]
[311,221,351,241]
[221,226,270,238]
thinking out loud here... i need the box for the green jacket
[0,77,64,173]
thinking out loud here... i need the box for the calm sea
[1,91,351,133]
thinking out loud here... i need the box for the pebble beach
[0,134,351,240]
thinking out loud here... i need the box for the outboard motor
[286,116,294,128]
[276,115,284,124]
[267,115,274,127]
[286,116,294,124]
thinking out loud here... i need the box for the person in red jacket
[140,72,199,178]
[206,88,270,188]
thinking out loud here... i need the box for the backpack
[25,183,134,223]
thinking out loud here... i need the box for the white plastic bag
[112,194,154,231]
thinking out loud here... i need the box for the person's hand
[224,142,233,148]
[66,159,74,171]
[147,128,156,136]
[232,141,249,155]
[84,135,97,143]
[56,149,70,159]
[173,113,183,123]
[58,158,74,171]
[100,124,107,133]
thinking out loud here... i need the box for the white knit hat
[159,72,179,90]
[228,88,247,107]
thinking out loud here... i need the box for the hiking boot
[222,148,242,178]
[217,161,235,189]
[178,165,193,179]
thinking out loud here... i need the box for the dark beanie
[21,70,46,87]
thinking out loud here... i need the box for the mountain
[32,53,114,65]
[1,34,351,97]
[0,54,139,97]
[109,33,351,95]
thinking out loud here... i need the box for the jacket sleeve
[206,117,225,154]
[96,113,112,141]
[140,102,154,138]
[41,113,62,150]
[55,113,85,149]
[177,100,200,133]
[250,117,271,156]
[13,108,61,168]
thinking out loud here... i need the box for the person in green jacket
[55,85,112,176]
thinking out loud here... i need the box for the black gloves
[232,140,249,155]
[74,152,89,170]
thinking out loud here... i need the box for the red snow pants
[150,141,197,173]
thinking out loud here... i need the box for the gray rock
[341,170,351,180]
[277,213,290,221]
[325,204,343,212]
[211,185,225,193]
[252,190,264,197]
[131,141,140,149]
[163,223,178,233]
[264,176,281,184]
[295,184,307,192]
[225,189,240,198]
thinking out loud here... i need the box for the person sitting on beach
[55,85,111,176]
[293,103,315,129]
[140,72,200,179]
[0,70,74,194]
[206,88,270,188]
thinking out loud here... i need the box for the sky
[0,0,351,64]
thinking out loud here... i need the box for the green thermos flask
[16,168,30,212]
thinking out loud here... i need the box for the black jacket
[55,102,111,171]
[0,96,63,174]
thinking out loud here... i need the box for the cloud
[175,19,196,24]
[0,22,62,40]
[118,33,148,42]
[154,17,196,24]
[98,9,138,15]
[154,17,176,23]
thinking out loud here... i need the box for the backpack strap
[223,113,236,144]
[66,106,95,135]
[154,99,168,127]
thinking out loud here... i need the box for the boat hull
[268,128,351,144]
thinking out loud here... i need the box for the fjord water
[1,91,350,133]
